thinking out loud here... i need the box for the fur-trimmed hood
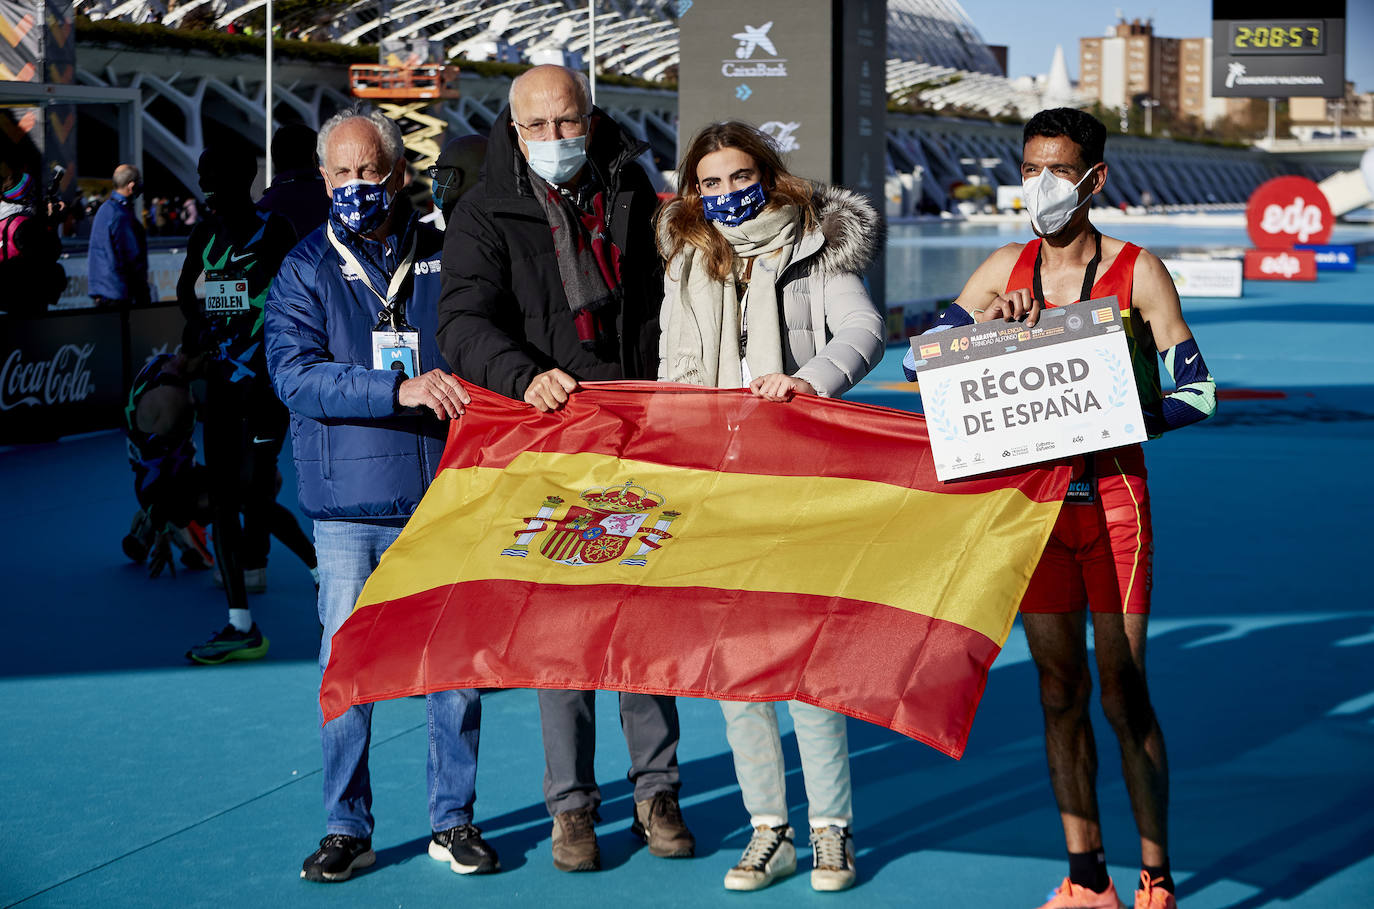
[804,184,884,276]
[657,183,884,276]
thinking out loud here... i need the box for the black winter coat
[437,105,663,400]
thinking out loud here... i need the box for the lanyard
[327,222,419,330]
[735,257,755,357]
[1033,229,1101,306]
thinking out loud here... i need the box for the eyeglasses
[512,114,590,141]
[424,165,456,181]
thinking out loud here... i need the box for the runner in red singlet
[946,108,1217,909]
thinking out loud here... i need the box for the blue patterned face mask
[701,181,767,226]
[331,178,391,234]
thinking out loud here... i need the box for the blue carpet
[3,263,1372,908]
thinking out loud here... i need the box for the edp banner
[1296,244,1357,271]
[913,298,1146,481]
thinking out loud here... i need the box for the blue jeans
[315,519,482,838]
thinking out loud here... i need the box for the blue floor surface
[3,264,1372,908]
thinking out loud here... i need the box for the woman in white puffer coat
[655,120,886,893]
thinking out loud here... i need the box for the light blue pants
[315,519,481,838]
[720,700,852,830]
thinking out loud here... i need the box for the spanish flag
[320,382,1068,758]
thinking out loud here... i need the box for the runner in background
[178,145,317,665]
[259,123,329,240]
[122,351,215,576]
[122,350,320,586]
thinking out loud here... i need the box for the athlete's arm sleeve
[902,303,976,381]
[1147,337,1216,436]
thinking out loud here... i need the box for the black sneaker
[428,823,501,874]
[301,834,375,882]
[185,623,269,664]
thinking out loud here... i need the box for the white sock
[228,608,253,632]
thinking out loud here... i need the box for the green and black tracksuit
[177,205,315,608]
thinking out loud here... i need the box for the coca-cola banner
[1243,248,1318,282]
[0,309,123,443]
[1245,176,1334,250]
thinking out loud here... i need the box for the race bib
[204,269,250,314]
[1065,453,1098,505]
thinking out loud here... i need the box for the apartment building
[1080,18,1230,127]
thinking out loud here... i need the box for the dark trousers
[538,690,681,816]
[202,374,290,611]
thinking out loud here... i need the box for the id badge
[204,269,250,315]
[1065,453,1098,505]
[372,330,420,378]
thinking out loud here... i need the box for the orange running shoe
[1035,877,1125,909]
[1134,871,1177,909]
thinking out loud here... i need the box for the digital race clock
[1228,20,1326,55]
[1212,0,1345,98]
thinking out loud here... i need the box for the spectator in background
[180,195,200,230]
[259,123,329,238]
[150,195,169,235]
[0,155,66,315]
[88,163,150,306]
[422,135,487,231]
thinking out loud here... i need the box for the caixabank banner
[676,0,887,303]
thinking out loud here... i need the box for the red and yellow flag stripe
[321,381,1068,758]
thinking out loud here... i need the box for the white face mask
[525,135,588,185]
[1023,165,1098,237]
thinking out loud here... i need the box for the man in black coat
[437,64,690,873]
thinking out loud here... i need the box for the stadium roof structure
[887,0,1001,75]
[73,0,1088,116]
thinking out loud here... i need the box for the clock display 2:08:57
[1229,20,1325,55]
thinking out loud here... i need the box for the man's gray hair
[317,106,405,171]
[508,66,592,117]
[113,164,140,188]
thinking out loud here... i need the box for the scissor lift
[348,63,461,169]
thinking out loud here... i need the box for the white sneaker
[809,825,856,892]
[723,824,796,891]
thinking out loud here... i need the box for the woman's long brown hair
[657,120,817,281]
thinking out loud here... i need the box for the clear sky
[957,0,1374,95]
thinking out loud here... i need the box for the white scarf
[664,203,799,388]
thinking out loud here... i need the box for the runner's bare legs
[1092,612,1168,867]
[1024,611,1168,867]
